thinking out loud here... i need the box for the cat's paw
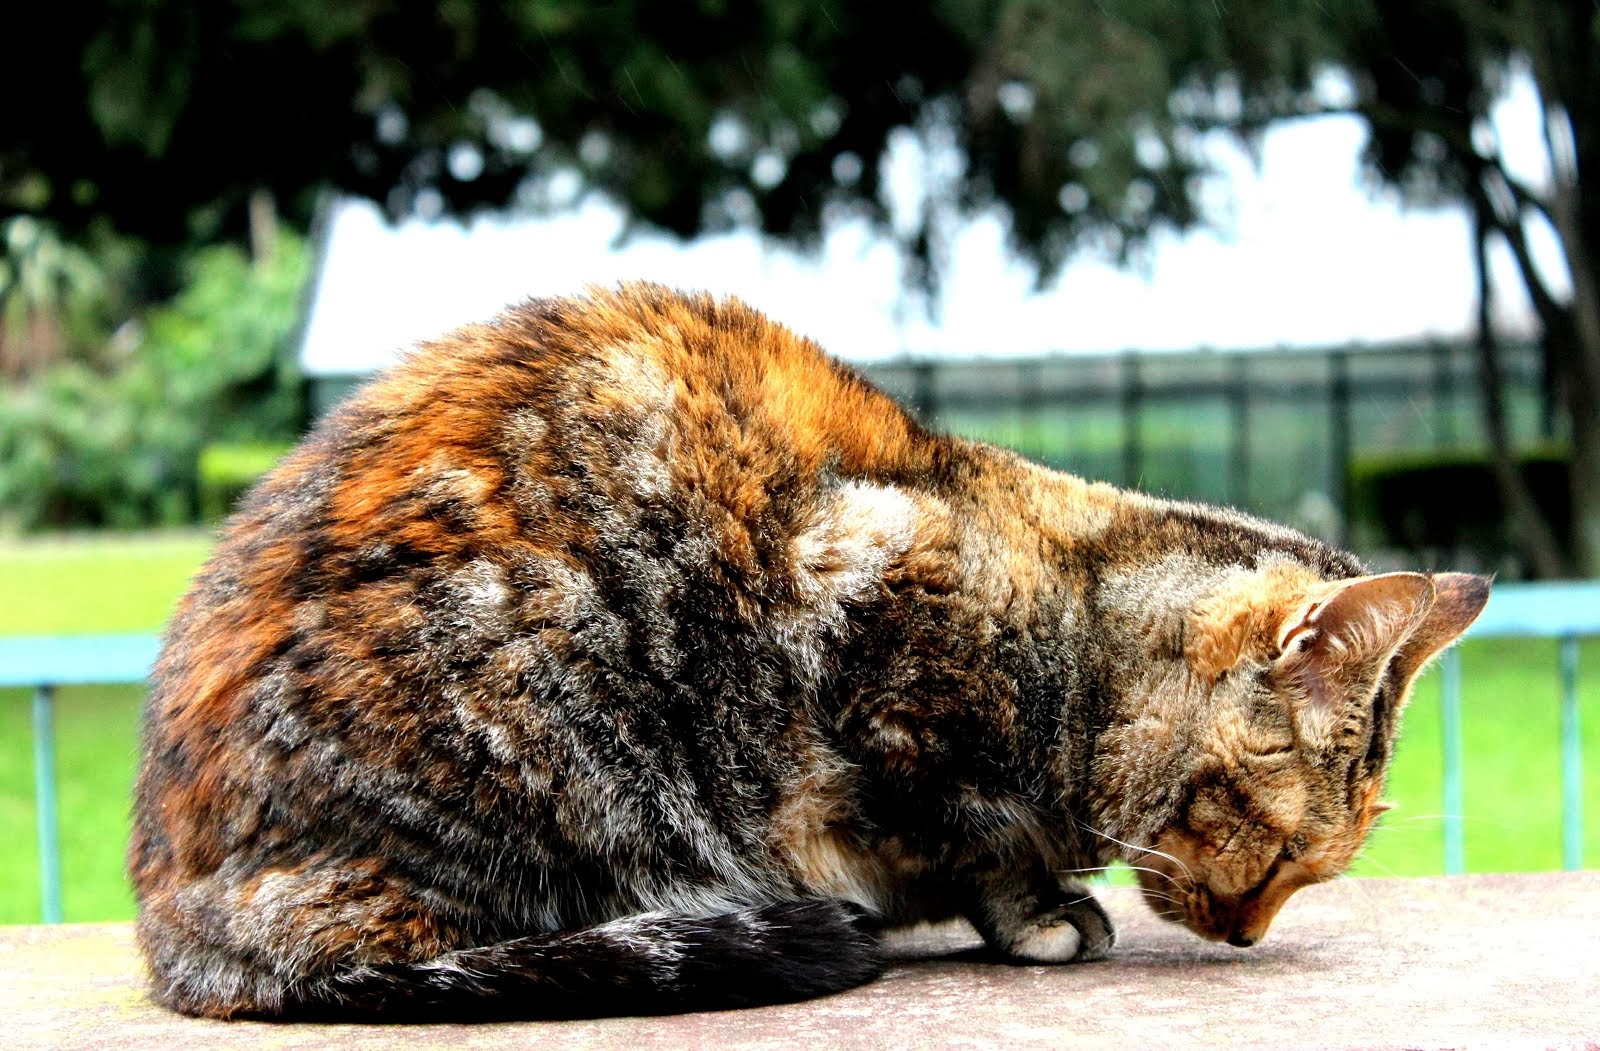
[1009,894,1116,963]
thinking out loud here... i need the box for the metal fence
[1,581,1591,922]
[310,338,1551,547]
[860,339,1551,543]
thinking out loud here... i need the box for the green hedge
[0,233,308,533]
[197,441,294,523]
[1346,447,1570,568]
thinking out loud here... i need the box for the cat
[128,284,1489,1020]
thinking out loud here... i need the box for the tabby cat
[130,284,1488,1020]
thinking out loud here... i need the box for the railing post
[911,360,937,424]
[1121,352,1142,489]
[1020,360,1043,460]
[1559,636,1583,871]
[1228,354,1250,508]
[1441,648,1465,875]
[32,684,63,923]
[1328,348,1351,545]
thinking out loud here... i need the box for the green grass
[1,532,1596,924]
[0,683,145,922]
[1351,636,1600,877]
[0,531,213,923]
[0,531,215,634]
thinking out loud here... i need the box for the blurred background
[1,1,1594,921]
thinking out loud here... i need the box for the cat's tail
[282,898,884,1020]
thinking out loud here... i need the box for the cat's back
[336,283,922,490]
[129,285,935,926]
[166,282,930,624]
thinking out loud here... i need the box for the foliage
[1346,448,1571,573]
[5,0,1598,570]
[0,216,132,379]
[3,0,1359,293]
[197,441,295,523]
[1329,1,1600,577]
[0,361,193,530]
[0,234,308,532]
[138,237,308,444]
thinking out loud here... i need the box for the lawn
[0,531,213,923]
[1,531,1595,924]
[0,531,216,634]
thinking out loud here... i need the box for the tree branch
[1471,189,1570,577]
[1490,0,1600,402]
[1477,163,1571,340]
[1490,161,1556,229]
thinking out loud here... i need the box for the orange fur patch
[1185,564,1323,683]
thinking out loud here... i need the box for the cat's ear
[1388,573,1491,686]
[1273,573,1436,747]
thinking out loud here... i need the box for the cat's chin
[1133,869,1264,948]
[1137,892,1249,947]
[1134,868,1309,949]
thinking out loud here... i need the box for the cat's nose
[1226,930,1256,948]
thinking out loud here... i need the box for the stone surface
[4,873,1598,1049]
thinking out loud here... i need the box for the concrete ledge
[4,872,1597,1049]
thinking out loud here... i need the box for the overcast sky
[301,68,1568,375]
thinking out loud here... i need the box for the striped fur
[129,285,1488,1018]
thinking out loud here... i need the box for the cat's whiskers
[1352,855,1401,880]
[1121,879,1186,906]
[1050,862,1186,906]
[1075,822,1194,883]
[1362,824,1438,840]
[1117,864,1191,891]
[1137,892,1186,911]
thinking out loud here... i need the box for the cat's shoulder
[383,284,929,476]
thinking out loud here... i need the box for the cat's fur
[129,284,1488,1020]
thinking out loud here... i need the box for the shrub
[0,234,309,532]
[197,441,294,523]
[1346,448,1571,573]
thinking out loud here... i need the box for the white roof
[300,75,1555,377]
[297,196,912,376]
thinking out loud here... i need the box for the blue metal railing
[0,633,159,923]
[1436,582,1599,874]
[2,583,1594,922]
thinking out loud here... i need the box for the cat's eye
[1282,630,1317,657]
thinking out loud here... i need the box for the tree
[0,216,115,380]
[1348,2,1600,577]
[1212,1,1598,578]
[0,231,309,530]
[5,1,1596,573]
[6,2,1281,293]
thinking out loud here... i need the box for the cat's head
[1097,566,1489,947]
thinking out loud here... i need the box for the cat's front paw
[1009,893,1116,963]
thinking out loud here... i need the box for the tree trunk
[1522,0,1600,576]
[1471,195,1571,578]
[1566,347,1600,578]
[1570,446,1600,579]
[248,189,279,267]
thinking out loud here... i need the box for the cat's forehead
[1089,553,1333,681]
[1184,560,1333,683]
